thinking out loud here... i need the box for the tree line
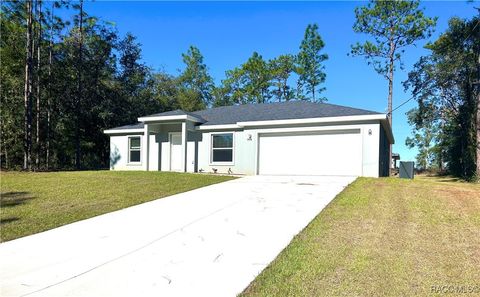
[0,1,328,171]
[2,1,158,170]
[404,15,480,180]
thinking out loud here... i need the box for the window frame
[210,132,234,165]
[127,136,142,164]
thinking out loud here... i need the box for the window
[128,136,141,163]
[211,133,233,163]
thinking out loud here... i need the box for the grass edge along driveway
[0,171,235,242]
[240,176,480,297]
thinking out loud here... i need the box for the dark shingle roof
[108,122,144,130]
[108,101,381,130]
[193,101,380,126]
[141,109,206,122]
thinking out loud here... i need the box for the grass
[241,176,480,297]
[0,171,235,242]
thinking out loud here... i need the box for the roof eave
[195,124,242,131]
[236,114,388,127]
[196,114,395,144]
[138,114,205,123]
[104,128,144,135]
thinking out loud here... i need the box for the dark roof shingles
[193,101,380,125]
[109,122,144,130]
[109,101,381,130]
[142,109,206,121]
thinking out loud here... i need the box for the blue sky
[79,1,477,162]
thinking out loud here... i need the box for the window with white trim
[128,136,141,163]
[211,133,233,163]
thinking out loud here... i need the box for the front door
[170,133,183,172]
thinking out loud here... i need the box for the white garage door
[258,130,362,176]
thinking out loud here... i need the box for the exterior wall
[109,134,143,170]
[196,121,383,177]
[109,120,388,177]
[197,129,255,175]
[361,123,380,177]
[109,133,159,171]
[378,125,390,177]
[149,134,159,171]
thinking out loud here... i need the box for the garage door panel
[258,130,362,176]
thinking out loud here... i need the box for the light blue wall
[110,120,389,177]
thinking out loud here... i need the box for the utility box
[399,161,415,179]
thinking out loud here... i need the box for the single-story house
[104,101,394,177]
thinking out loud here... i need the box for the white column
[181,121,187,172]
[143,124,150,171]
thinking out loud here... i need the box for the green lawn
[0,171,235,242]
[241,176,480,297]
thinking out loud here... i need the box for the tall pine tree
[297,23,328,102]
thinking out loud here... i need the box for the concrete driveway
[0,175,356,297]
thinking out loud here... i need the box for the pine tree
[297,24,328,102]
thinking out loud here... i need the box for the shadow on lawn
[0,217,19,225]
[435,177,464,183]
[1,192,35,208]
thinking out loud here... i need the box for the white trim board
[237,114,387,127]
[196,124,242,131]
[104,128,144,134]
[138,114,204,123]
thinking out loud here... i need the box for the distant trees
[270,54,296,102]
[351,0,437,126]
[221,52,271,105]
[1,1,164,170]
[178,46,214,111]
[0,0,328,171]
[404,16,479,180]
[405,108,439,170]
[217,23,328,105]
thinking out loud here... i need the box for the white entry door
[258,130,362,176]
[170,133,183,172]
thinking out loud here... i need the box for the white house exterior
[104,101,394,177]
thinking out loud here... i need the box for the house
[104,101,394,177]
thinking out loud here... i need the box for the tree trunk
[312,83,315,102]
[75,0,84,169]
[387,34,395,173]
[24,0,34,170]
[388,60,394,172]
[35,0,42,170]
[1,121,7,169]
[388,64,394,126]
[476,53,480,178]
[4,146,8,169]
[46,1,53,170]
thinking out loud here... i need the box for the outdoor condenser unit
[399,161,415,179]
